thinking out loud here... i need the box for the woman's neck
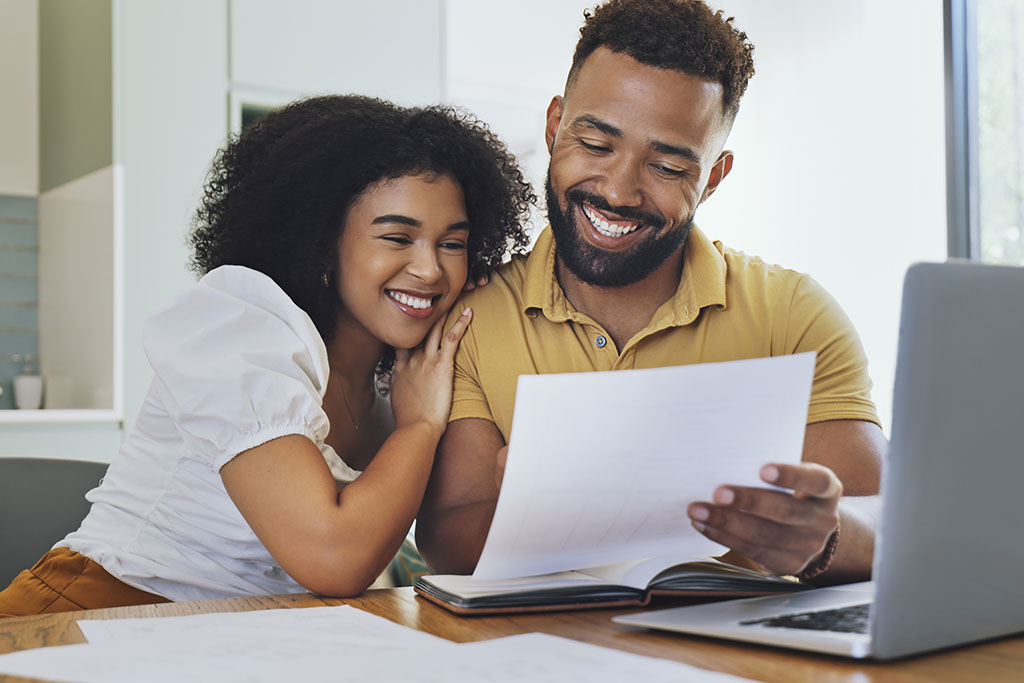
[327,315,387,388]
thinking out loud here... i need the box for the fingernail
[689,505,709,521]
[692,521,706,532]
[714,488,734,505]
[762,465,779,483]
[462,307,471,316]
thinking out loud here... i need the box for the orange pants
[0,547,170,617]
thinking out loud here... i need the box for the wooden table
[1,588,1021,682]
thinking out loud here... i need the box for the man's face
[545,47,733,288]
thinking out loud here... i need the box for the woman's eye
[381,235,412,245]
[440,241,467,251]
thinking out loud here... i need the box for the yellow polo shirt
[450,226,879,442]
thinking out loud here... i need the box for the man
[417,0,886,585]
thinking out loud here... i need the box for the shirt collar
[522,225,728,327]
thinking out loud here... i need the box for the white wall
[0,0,39,197]
[446,0,949,434]
[230,0,443,107]
[38,165,117,410]
[113,0,231,435]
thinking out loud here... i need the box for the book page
[473,354,815,580]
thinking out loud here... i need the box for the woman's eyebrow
[372,215,470,232]
[371,214,420,227]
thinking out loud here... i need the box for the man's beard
[545,173,693,289]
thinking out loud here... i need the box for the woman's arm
[220,309,472,596]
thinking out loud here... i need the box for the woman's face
[335,173,470,349]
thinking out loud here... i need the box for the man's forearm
[416,500,497,575]
[815,495,880,585]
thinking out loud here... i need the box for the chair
[0,457,108,588]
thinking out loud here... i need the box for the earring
[321,272,330,286]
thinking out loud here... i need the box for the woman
[0,95,533,614]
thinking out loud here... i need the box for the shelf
[0,409,121,425]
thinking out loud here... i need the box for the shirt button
[595,335,607,348]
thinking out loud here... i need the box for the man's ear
[544,96,564,154]
[701,150,734,202]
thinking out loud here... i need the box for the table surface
[1,588,1022,682]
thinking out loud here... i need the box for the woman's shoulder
[143,265,329,386]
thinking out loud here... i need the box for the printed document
[473,353,816,579]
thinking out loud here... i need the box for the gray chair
[0,457,108,588]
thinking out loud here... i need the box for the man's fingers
[710,485,833,526]
[761,462,843,500]
[690,519,808,576]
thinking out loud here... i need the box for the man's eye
[580,139,610,153]
[654,164,687,177]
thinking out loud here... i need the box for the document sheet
[0,605,754,682]
[473,353,816,579]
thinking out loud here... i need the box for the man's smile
[581,202,643,238]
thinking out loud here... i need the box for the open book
[414,556,806,615]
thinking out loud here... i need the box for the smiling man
[417,0,886,585]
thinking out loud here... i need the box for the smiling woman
[0,94,535,616]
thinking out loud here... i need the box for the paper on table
[0,607,756,683]
[473,353,816,580]
[0,606,455,683]
[454,632,754,682]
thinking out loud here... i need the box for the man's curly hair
[567,0,755,120]
[189,95,534,343]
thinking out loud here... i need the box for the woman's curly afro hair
[189,94,534,342]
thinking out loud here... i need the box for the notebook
[614,261,1024,660]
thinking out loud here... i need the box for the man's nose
[595,156,644,208]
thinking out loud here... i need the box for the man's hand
[687,419,886,583]
[687,462,842,577]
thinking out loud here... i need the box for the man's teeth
[389,291,433,309]
[583,204,641,238]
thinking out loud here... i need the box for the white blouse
[60,266,361,602]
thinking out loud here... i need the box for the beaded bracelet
[795,525,840,583]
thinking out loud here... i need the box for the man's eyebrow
[571,114,623,138]
[571,114,701,165]
[649,140,701,165]
[371,214,420,227]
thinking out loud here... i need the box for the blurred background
[0,0,1019,461]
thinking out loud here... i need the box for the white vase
[14,374,44,410]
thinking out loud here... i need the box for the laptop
[614,261,1024,660]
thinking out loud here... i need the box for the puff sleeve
[142,266,331,472]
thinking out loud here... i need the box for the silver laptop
[615,261,1024,660]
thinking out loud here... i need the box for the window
[946,0,1024,264]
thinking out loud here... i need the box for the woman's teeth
[583,204,641,238]
[388,291,433,310]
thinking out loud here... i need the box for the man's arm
[416,417,505,574]
[687,419,886,584]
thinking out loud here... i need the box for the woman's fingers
[439,308,472,359]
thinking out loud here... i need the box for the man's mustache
[565,188,666,230]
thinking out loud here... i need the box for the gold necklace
[331,370,363,431]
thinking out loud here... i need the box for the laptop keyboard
[739,603,871,634]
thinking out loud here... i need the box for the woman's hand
[390,307,472,435]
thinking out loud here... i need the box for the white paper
[473,353,815,580]
[0,607,754,683]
